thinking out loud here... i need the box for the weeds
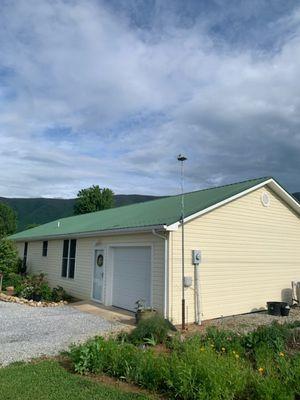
[69,321,300,400]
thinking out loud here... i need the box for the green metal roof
[9,177,270,241]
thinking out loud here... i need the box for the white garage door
[112,246,151,311]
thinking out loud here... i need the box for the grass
[0,360,153,400]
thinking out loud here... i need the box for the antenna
[177,154,187,330]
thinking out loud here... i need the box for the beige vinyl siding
[169,186,300,324]
[15,232,164,313]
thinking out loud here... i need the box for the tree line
[0,185,114,238]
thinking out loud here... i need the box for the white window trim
[61,239,76,279]
[91,247,106,304]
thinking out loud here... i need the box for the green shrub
[18,273,53,301]
[241,373,293,400]
[40,282,53,301]
[201,326,245,356]
[2,270,70,303]
[128,314,170,344]
[69,337,139,376]
[69,335,249,399]
[242,322,289,354]
[0,239,20,287]
[51,286,70,302]
[69,323,300,400]
[3,272,22,292]
[167,341,248,400]
[289,353,300,395]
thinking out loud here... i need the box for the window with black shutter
[61,239,76,279]
[42,241,48,257]
[23,242,28,270]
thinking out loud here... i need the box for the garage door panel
[112,247,151,311]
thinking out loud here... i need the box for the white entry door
[93,250,104,302]
[112,246,151,311]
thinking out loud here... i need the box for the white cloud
[0,0,300,197]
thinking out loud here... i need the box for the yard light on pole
[177,154,187,330]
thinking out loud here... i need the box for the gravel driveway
[0,301,122,366]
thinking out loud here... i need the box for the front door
[93,250,104,302]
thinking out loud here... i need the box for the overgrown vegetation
[3,272,70,302]
[69,317,300,400]
[126,314,171,345]
[0,238,21,288]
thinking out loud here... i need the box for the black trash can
[267,301,287,316]
[281,304,290,317]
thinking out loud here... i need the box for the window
[61,239,76,279]
[42,241,48,257]
[23,242,28,271]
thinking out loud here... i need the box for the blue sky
[0,0,300,197]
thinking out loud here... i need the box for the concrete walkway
[71,300,135,326]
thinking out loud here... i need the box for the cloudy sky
[0,0,300,198]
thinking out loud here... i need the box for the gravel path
[0,301,122,366]
[193,307,300,334]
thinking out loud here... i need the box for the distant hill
[293,193,300,202]
[0,194,160,231]
[2,191,299,232]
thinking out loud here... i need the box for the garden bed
[68,315,300,400]
[0,292,67,307]
[1,272,71,304]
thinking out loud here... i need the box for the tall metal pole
[177,154,187,330]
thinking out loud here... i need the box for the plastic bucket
[267,301,287,316]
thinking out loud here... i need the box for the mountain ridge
[1,191,299,232]
[0,194,161,231]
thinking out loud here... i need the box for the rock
[0,293,66,308]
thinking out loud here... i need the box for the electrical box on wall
[192,249,201,264]
[184,276,193,287]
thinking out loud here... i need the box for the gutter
[10,224,168,242]
[152,229,168,319]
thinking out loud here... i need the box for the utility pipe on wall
[192,249,202,325]
[152,229,168,319]
[194,264,201,325]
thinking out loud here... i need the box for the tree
[0,202,17,238]
[73,186,114,215]
[0,238,20,286]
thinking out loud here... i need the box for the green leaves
[128,315,171,345]
[69,322,300,400]
[0,202,17,238]
[73,185,114,215]
[0,238,19,283]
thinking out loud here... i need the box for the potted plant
[135,299,157,324]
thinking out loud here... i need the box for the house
[9,177,300,324]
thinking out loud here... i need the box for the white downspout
[152,229,168,319]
